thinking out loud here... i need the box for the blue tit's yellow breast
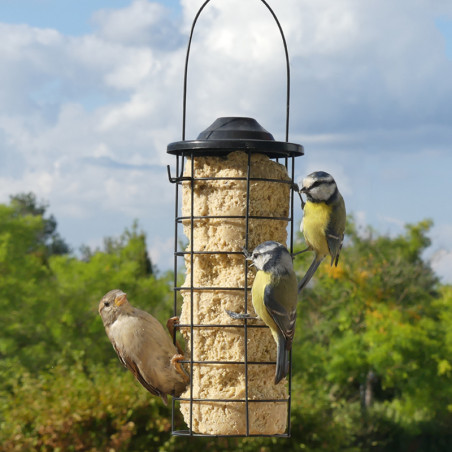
[303,201,332,256]
[251,271,278,333]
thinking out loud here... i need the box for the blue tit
[295,171,346,293]
[227,241,298,384]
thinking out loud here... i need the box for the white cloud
[149,236,174,271]
[93,0,182,49]
[0,0,451,274]
[431,249,452,284]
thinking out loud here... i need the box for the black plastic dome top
[197,117,274,140]
[167,117,303,159]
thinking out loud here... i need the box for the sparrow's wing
[112,340,167,404]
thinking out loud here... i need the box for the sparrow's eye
[104,301,110,307]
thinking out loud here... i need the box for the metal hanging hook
[167,157,188,184]
[182,0,291,142]
[167,165,178,184]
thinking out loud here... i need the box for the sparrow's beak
[115,293,128,307]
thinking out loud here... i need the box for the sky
[0,0,451,281]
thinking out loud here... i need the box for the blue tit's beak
[242,247,255,268]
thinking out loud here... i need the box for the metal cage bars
[167,152,297,437]
[167,0,300,437]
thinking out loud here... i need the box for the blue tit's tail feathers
[275,333,290,385]
[298,256,323,293]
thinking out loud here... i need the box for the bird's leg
[168,317,189,382]
[226,309,258,320]
[292,248,310,257]
[171,354,190,383]
[166,316,184,355]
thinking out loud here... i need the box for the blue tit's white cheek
[254,254,270,271]
[311,183,336,201]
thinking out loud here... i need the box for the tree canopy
[1,195,451,451]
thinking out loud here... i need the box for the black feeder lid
[167,117,304,159]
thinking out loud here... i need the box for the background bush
[1,194,451,451]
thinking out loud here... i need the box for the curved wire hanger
[181,0,291,142]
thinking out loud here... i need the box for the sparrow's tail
[298,255,323,293]
[275,333,290,385]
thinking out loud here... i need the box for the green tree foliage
[1,194,452,451]
[9,192,70,256]
[0,202,53,372]
[48,223,171,368]
[292,218,452,450]
[0,196,169,377]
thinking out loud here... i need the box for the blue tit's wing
[112,339,167,403]
[263,280,297,347]
[326,194,346,266]
[325,231,342,266]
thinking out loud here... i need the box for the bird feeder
[166,0,303,437]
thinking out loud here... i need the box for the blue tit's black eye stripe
[308,179,334,190]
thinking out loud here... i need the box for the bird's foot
[225,309,257,320]
[292,248,310,257]
[171,354,190,383]
[167,316,184,355]
[166,316,179,337]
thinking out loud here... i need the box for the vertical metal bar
[189,152,195,435]
[288,349,292,437]
[287,155,296,436]
[289,156,295,255]
[244,150,252,436]
[171,155,180,433]
[259,0,291,142]
[173,155,180,317]
[182,0,212,140]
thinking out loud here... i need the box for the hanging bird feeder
[166,0,303,437]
